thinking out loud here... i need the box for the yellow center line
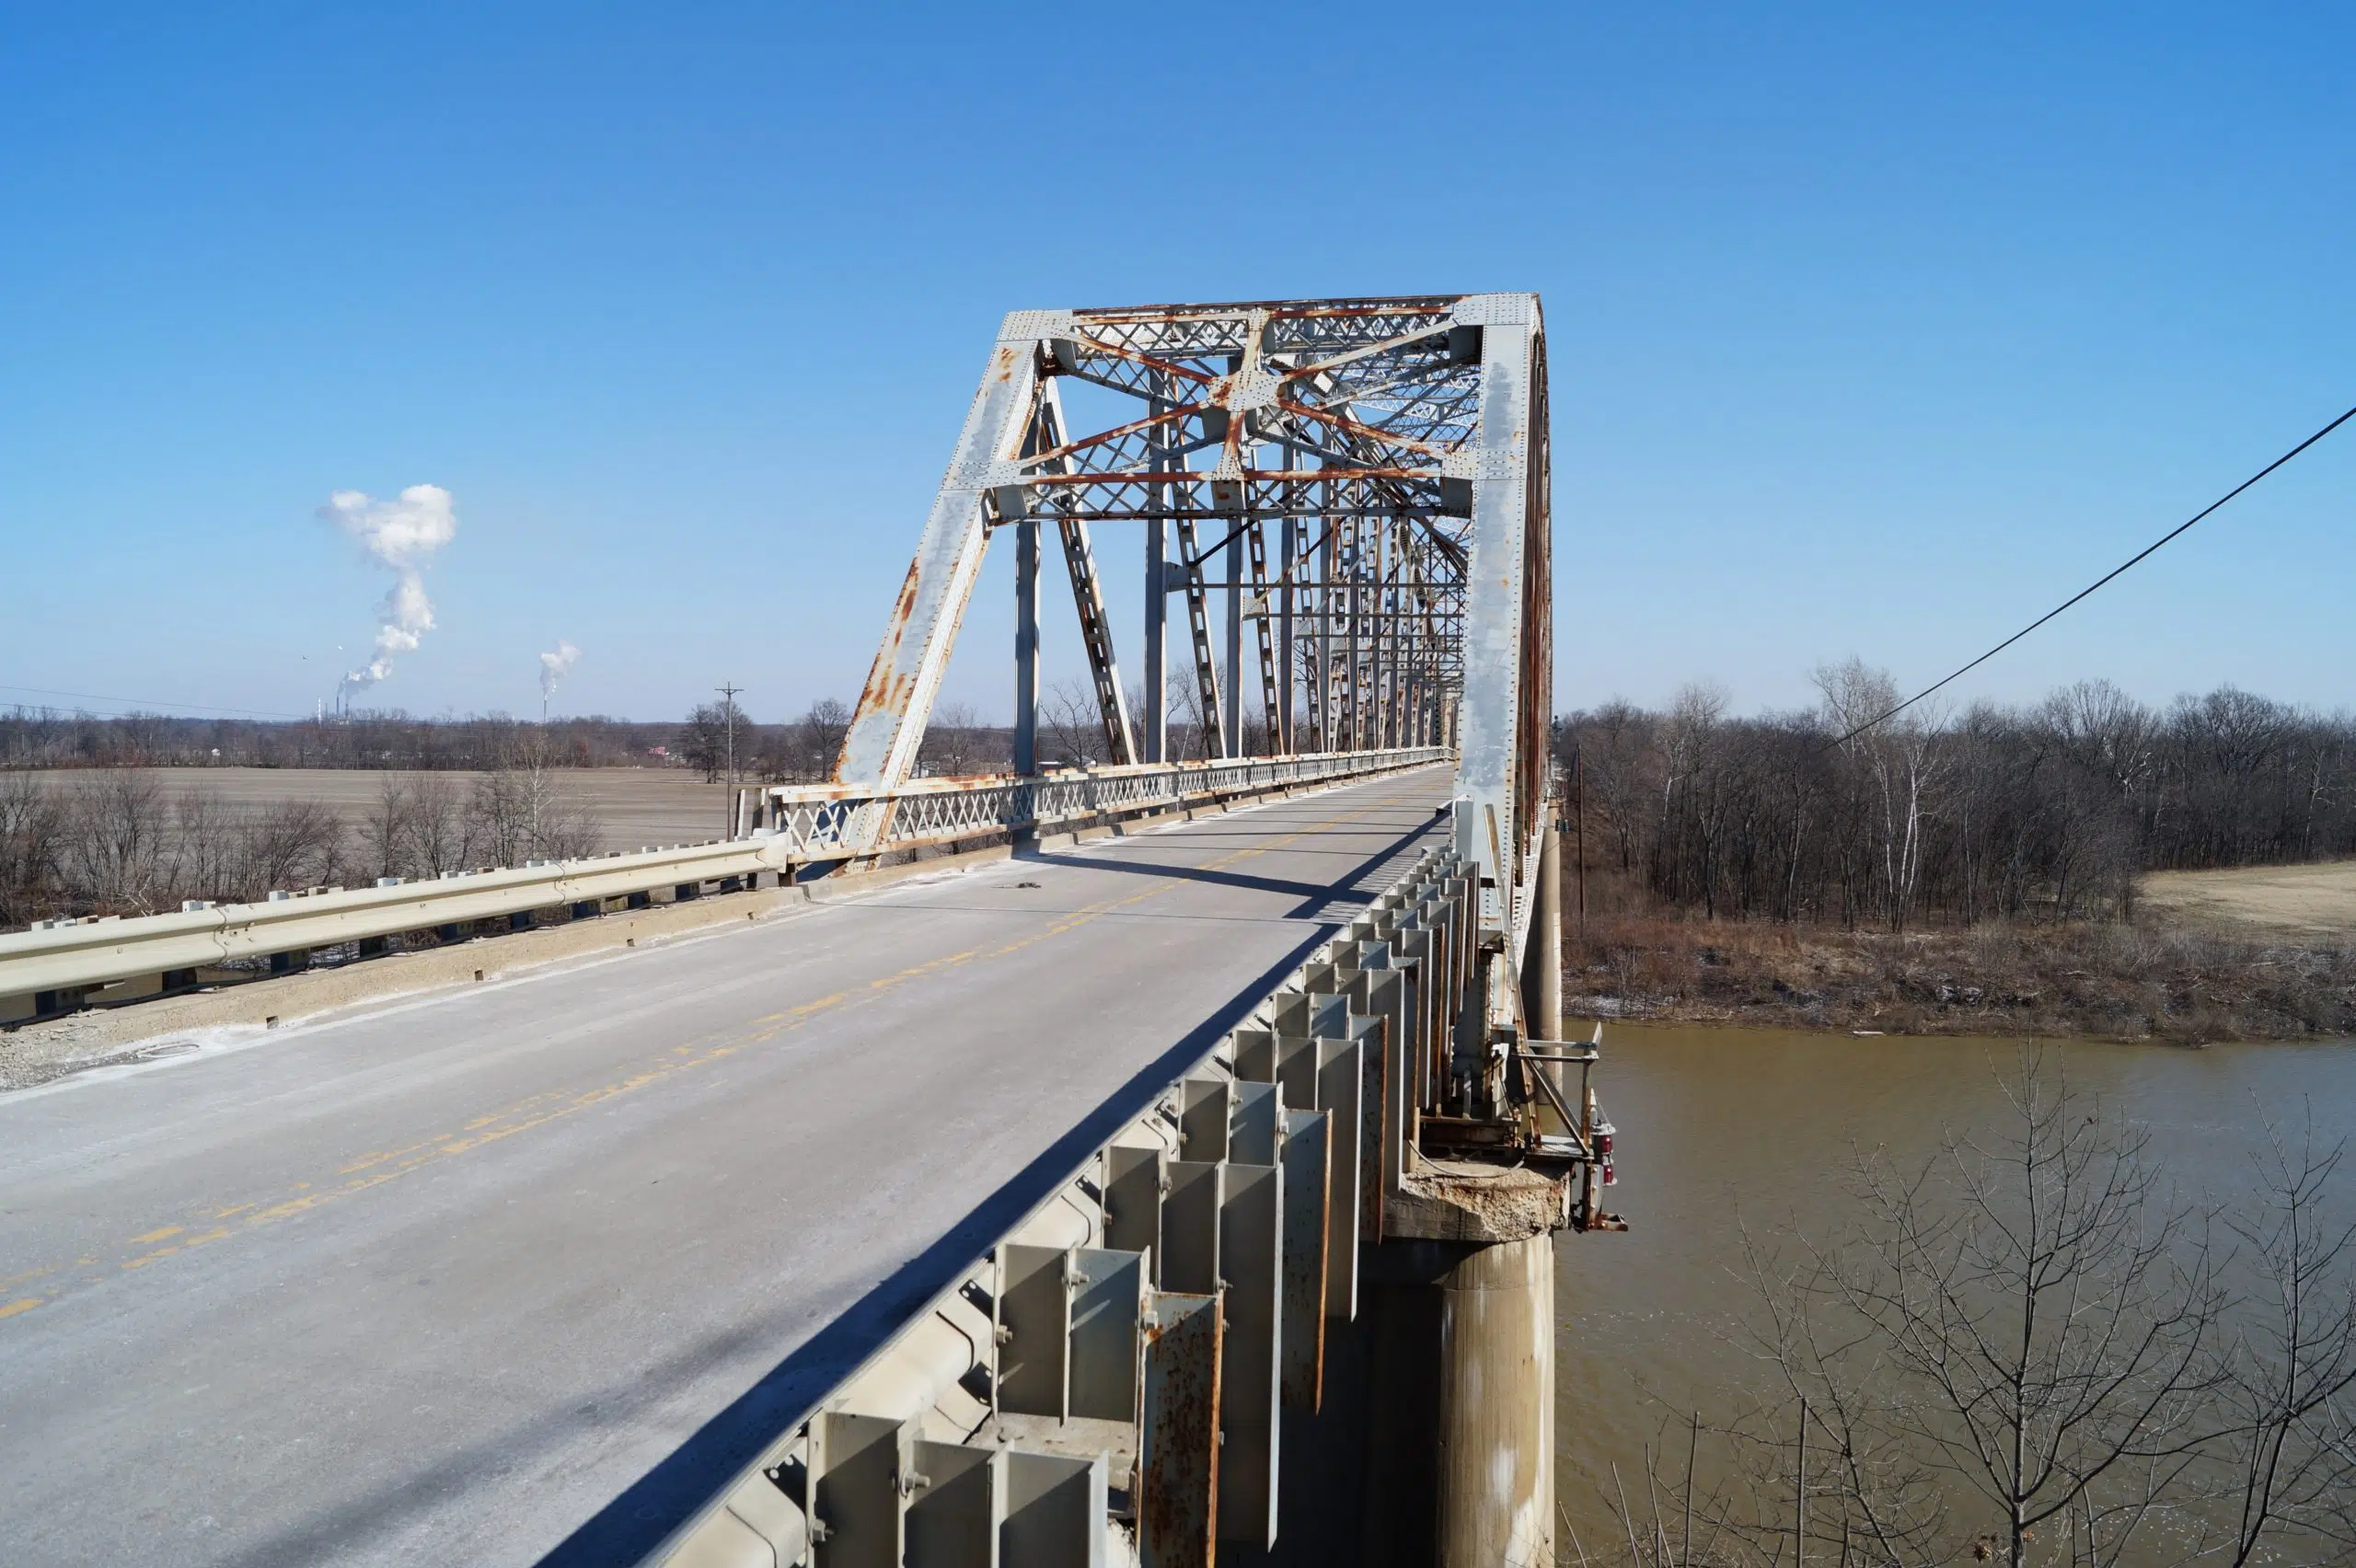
[3,780,1432,1323]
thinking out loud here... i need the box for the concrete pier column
[1435,1234,1553,1568]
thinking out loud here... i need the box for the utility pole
[717,681,743,838]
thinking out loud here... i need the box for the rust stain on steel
[1280,399,1450,459]
[1020,402,1199,469]
[1054,331,1218,388]
[838,557,925,780]
[1138,1290,1222,1568]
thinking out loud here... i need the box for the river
[1553,1022,2356,1562]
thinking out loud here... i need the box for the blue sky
[2,3,2349,727]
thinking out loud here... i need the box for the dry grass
[2138,859,2356,940]
[1562,912,2356,1043]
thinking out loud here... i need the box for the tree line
[0,755,605,928]
[0,701,1022,785]
[0,709,684,771]
[4,666,1305,786]
[1558,664,2356,929]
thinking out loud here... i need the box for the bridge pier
[1239,1235,1555,1568]
[1432,1234,1554,1568]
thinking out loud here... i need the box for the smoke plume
[539,640,582,701]
[322,484,457,697]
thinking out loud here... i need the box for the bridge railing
[746,747,1449,859]
[2,748,1449,1022]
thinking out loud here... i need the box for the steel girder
[834,293,1551,894]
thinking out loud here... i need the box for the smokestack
[539,640,581,721]
[321,484,456,702]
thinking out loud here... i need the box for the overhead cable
[0,684,314,721]
[1830,402,2356,747]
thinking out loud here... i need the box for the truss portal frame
[835,293,1552,893]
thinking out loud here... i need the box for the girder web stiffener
[833,293,1552,894]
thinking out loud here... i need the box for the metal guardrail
[1,749,1448,1014]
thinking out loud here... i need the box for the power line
[0,684,313,721]
[1830,402,2356,747]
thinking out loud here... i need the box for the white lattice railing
[746,747,1449,860]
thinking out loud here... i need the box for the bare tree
[0,771,66,925]
[1042,680,1105,768]
[469,748,602,865]
[679,699,747,784]
[61,771,171,914]
[797,698,851,782]
[396,773,478,877]
[1816,660,1946,930]
[360,773,415,881]
[1166,670,1207,761]
[922,700,987,778]
[2207,1114,2356,1563]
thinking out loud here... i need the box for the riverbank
[1560,913,2356,1042]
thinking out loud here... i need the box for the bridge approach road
[0,767,1449,1567]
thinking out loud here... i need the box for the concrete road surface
[0,769,1448,1567]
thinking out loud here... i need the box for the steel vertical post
[1223,525,1243,756]
[1143,394,1168,765]
[1278,513,1297,755]
[1014,515,1039,775]
[1316,500,1334,752]
[1345,518,1362,752]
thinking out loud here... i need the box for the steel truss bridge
[0,295,1590,1568]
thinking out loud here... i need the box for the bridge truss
[827,293,1552,905]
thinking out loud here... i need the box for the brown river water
[1552,1022,2356,1559]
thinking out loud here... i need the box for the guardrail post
[35,986,84,1018]
[1279,1108,1332,1412]
[904,1442,998,1567]
[1138,1291,1220,1568]
[1002,1453,1104,1568]
[1217,1157,1282,1550]
[1103,1147,1166,1278]
[813,1412,908,1568]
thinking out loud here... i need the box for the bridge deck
[0,768,1448,1567]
